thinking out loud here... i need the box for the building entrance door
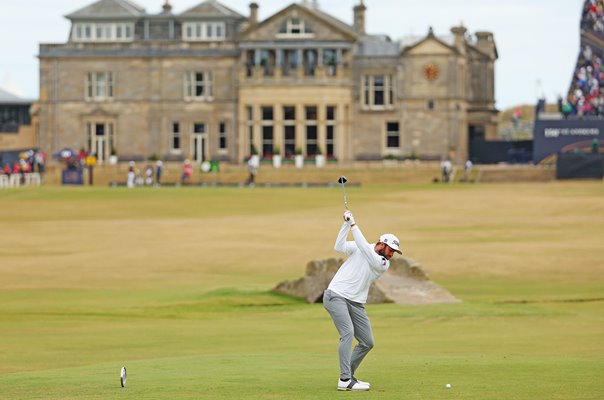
[94,135,107,163]
[87,122,114,163]
[192,134,207,163]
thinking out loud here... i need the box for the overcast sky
[0,0,582,110]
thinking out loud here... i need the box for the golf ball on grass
[445,383,452,389]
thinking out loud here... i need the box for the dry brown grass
[1,181,602,296]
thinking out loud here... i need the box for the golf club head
[338,176,347,184]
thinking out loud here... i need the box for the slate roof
[65,0,146,19]
[356,31,464,57]
[298,2,357,38]
[180,0,245,19]
[357,34,399,56]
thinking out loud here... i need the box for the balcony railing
[240,64,350,81]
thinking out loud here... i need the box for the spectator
[562,101,573,118]
[246,156,259,186]
[135,168,144,187]
[182,159,192,185]
[512,107,522,128]
[463,159,473,182]
[144,164,153,186]
[78,148,87,167]
[2,164,11,175]
[440,159,452,183]
[34,151,46,174]
[155,160,163,186]
[127,162,135,188]
[20,159,31,174]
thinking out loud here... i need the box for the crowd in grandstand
[581,0,604,34]
[565,1,604,117]
[566,43,604,117]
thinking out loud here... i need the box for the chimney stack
[162,0,172,14]
[450,25,467,55]
[249,3,259,25]
[353,1,366,35]
[475,31,497,59]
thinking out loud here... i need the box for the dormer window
[277,18,314,38]
[72,22,134,42]
[289,18,303,34]
[183,22,226,41]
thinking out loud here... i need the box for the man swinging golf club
[323,208,402,391]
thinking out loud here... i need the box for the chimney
[450,24,467,55]
[475,31,497,59]
[249,3,259,25]
[162,0,172,14]
[353,1,366,35]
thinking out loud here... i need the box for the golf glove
[343,211,355,225]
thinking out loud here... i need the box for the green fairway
[0,182,603,399]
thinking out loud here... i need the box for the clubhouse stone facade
[38,0,498,164]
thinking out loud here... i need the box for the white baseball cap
[379,233,402,254]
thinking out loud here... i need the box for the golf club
[337,176,348,209]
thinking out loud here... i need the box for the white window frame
[326,106,336,157]
[305,106,318,156]
[362,74,395,110]
[171,121,182,153]
[246,106,255,155]
[218,122,227,152]
[283,106,296,157]
[261,106,274,157]
[184,71,214,101]
[385,121,400,150]
[182,22,226,41]
[85,72,114,101]
[73,22,134,42]
[277,18,314,38]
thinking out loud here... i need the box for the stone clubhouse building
[37,0,498,164]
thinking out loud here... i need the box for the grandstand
[533,0,604,177]
[566,1,604,116]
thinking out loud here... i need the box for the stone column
[296,49,304,79]
[275,49,283,79]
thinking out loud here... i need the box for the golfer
[323,210,402,391]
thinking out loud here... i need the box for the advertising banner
[61,168,83,185]
[533,119,604,163]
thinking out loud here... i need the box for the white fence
[0,173,41,189]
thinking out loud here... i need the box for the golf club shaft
[341,183,348,209]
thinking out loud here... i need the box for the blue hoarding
[61,168,83,185]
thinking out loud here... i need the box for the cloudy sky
[0,0,582,110]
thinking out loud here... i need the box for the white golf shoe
[337,378,370,391]
[353,377,370,387]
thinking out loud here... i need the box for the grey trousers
[323,289,375,380]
